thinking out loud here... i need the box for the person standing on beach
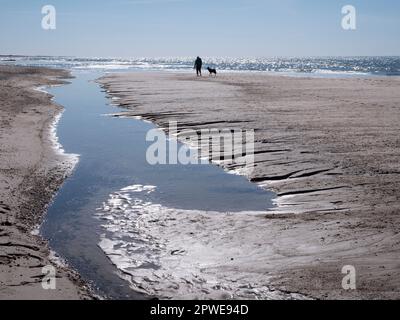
[194,56,203,76]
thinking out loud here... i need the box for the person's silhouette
[194,56,203,76]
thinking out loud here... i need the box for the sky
[0,0,399,57]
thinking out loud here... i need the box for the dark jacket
[194,57,202,69]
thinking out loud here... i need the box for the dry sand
[98,72,400,299]
[0,65,91,299]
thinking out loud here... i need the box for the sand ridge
[98,72,400,299]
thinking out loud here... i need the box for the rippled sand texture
[97,184,308,300]
[98,72,400,299]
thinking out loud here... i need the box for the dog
[207,67,217,76]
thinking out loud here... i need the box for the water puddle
[41,71,274,299]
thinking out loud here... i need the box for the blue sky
[1,0,399,57]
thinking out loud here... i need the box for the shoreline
[98,71,400,299]
[0,65,91,300]
[99,72,400,216]
[1,65,399,299]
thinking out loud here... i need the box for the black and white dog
[207,67,217,76]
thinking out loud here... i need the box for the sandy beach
[98,72,400,299]
[1,0,399,308]
[0,65,91,299]
[2,65,399,300]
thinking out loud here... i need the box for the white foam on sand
[36,85,80,174]
[48,249,69,269]
[49,109,80,174]
[96,184,308,300]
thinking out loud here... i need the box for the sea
[1,55,399,76]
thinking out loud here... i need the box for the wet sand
[99,72,400,299]
[0,65,91,299]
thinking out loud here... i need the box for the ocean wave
[3,55,400,76]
